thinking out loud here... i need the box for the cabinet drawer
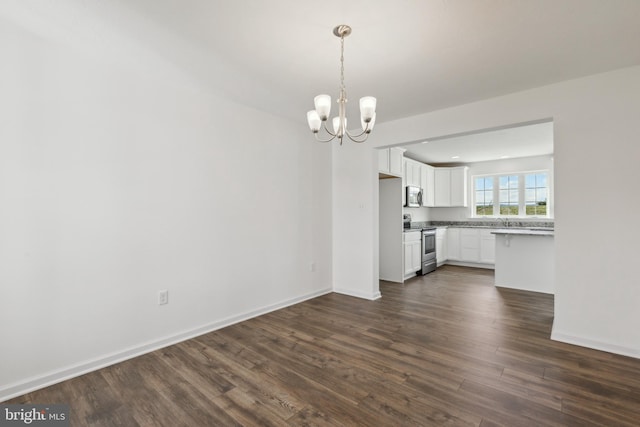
[403,231,421,242]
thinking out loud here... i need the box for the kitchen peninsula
[492,229,555,294]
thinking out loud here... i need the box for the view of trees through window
[474,172,548,217]
[499,175,519,215]
[525,173,547,215]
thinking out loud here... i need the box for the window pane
[524,172,549,217]
[499,176,509,189]
[476,178,485,191]
[485,192,493,204]
[525,189,536,202]
[484,177,493,190]
[537,173,547,187]
[538,188,547,203]
[525,174,536,188]
[509,176,519,187]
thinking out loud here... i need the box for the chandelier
[306,25,377,145]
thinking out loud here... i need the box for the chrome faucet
[499,217,510,228]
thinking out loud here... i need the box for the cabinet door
[460,228,480,262]
[412,163,421,188]
[450,166,468,207]
[404,159,420,187]
[434,168,451,206]
[422,164,435,207]
[404,241,421,276]
[404,242,413,276]
[411,240,422,271]
[389,148,404,177]
[402,159,407,206]
[480,229,496,264]
[436,227,447,264]
[447,228,460,260]
[378,149,390,174]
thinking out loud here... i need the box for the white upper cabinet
[450,166,468,207]
[404,158,422,187]
[389,148,404,177]
[378,147,404,178]
[378,149,390,173]
[434,168,451,206]
[421,163,435,207]
[434,166,468,207]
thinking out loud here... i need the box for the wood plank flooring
[7,265,640,426]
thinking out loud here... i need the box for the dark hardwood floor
[7,265,640,426]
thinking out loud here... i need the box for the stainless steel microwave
[405,186,422,207]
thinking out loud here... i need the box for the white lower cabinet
[403,231,422,278]
[480,229,496,264]
[436,227,447,265]
[446,227,496,267]
[447,228,460,260]
[460,229,480,262]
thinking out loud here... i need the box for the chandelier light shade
[306,25,377,144]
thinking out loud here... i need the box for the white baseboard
[333,287,381,301]
[444,260,495,270]
[551,329,640,360]
[0,287,333,402]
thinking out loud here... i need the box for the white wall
[0,14,332,399]
[332,142,381,300]
[429,154,554,221]
[361,65,640,358]
[403,206,430,222]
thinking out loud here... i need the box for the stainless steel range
[403,214,437,276]
[420,228,437,275]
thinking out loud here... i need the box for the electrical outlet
[158,290,168,305]
[310,262,316,272]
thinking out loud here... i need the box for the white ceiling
[117,0,640,124]
[402,121,554,165]
[3,0,640,126]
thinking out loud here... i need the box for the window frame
[472,170,551,218]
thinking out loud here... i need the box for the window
[474,177,493,216]
[473,171,550,217]
[525,173,547,216]
[499,175,519,216]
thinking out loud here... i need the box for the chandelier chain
[340,35,346,99]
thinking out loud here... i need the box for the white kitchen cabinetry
[403,231,422,278]
[460,229,480,262]
[446,227,496,267]
[450,167,468,207]
[378,147,404,177]
[447,228,460,260]
[434,168,451,206]
[421,163,435,207]
[436,227,447,265]
[404,158,422,187]
[480,229,496,264]
[434,166,469,207]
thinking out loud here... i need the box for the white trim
[471,169,551,219]
[0,287,333,402]
[551,329,640,360]
[333,287,382,301]
[444,261,495,270]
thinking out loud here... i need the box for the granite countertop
[407,220,554,231]
[491,228,554,236]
